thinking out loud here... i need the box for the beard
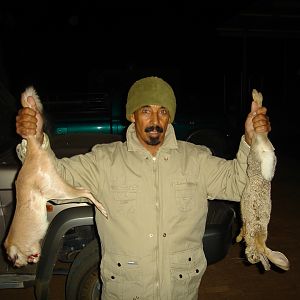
[147,137,161,145]
[145,125,163,145]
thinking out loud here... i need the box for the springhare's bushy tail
[21,86,43,113]
[253,133,276,181]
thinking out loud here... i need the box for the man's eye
[160,109,168,115]
[142,108,151,114]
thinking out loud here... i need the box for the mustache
[145,125,163,133]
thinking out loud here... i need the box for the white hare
[4,86,107,267]
[236,89,290,271]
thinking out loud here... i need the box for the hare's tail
[260,150,276,181]
[21,86,43,112]
[254,134,276,181]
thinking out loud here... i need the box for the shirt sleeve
[203,135,250,202]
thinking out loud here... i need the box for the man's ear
[129,114,135,123]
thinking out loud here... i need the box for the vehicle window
[0,81,19,154]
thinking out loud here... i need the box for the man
[16,76,270,299]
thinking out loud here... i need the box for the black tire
[66,239,102,300]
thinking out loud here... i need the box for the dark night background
[1,0,300,152]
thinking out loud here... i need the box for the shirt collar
[126,123,178,152]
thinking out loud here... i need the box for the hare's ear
[266,248,290,271]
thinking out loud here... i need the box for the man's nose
[150,111,159,125]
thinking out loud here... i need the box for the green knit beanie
[126,76,176,123]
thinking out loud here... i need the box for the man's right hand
[16,96,44,145]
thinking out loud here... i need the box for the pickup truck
[0,85,237,300]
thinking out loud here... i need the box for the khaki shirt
[18,123,250,300]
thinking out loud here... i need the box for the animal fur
[4,86,107,267]
[236,89,290,271]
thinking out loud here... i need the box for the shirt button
[149,233,154,238]
[164,156,169,161]
[163,233,167,237]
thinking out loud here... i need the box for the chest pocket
[111,184,138,215]
[173,179,198,212]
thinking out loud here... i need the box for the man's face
[130,105,170,154]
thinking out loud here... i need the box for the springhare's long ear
[266,248,290,271]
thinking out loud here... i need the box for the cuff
[241,135,251,149]
[239,135,251,158]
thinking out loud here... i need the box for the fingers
[256,106,267,115]
[21,92,39,111]
[18,107,36,117]
[16,107,39,138]
[250,100,259,113]
[248,106,267,118]
[27,96,38,111]
[252,113,271,133]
